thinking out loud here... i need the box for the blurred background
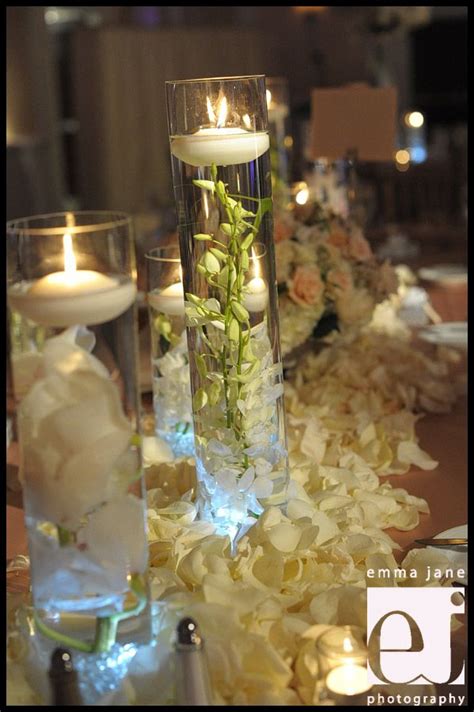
[7,5,467,263]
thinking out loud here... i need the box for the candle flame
[178,264,183,283]
[242,113,252,130]
[216,95,228,128]
[266,89,272,109]
[343,637,354,654]
[251,246,261,279]
[63,233,77,277]
[206,96,216,125]
[207,93,228,128]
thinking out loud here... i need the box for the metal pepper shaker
[175,617,213,705]
[49,647,83,706]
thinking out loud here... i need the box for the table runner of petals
[142,307,464,705]
[7,305,465,706]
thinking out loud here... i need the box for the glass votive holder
[145,245,194,458]
[7,211,150,654]
[316,625,372,706]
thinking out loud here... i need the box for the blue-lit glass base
[195,458,263,545]
[10,602,179,705]
[156,425,195,459]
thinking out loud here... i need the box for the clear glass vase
[166,75,289,540]
[146,245,194,457]
[7,212,150,653]
[266,77,292,204]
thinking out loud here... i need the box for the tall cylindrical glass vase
[145,245,194,457]
[266,77,292,203]
[166,75,289,540]
[7,212,150,654]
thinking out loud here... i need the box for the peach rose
[348,230,372,261]
[273,218,294,244]
[327,228,350,252]
[288,266,324,307]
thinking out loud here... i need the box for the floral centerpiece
[274,200,398,357]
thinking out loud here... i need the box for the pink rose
[273,218,294,244]
[348,231,372,261]
[327,228,350,252]
[288,266,324,307]
[327,268,353,295]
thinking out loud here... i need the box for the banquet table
[6,276,467,703]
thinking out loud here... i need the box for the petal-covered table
[7,279,467,704]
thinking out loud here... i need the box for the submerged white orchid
[18,327,134,528]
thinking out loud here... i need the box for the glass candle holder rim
[166,74,266,86]
[6,211,133,236]
[145,245,181,264]
[265,76,290,87]
[316,624,368,660]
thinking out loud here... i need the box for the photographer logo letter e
[367,587,465,685]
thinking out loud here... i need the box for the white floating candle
[171,128,269,168]
[8,234,136,327]
[148,281,185,316]
[326,664,372,696]
[170,92,269,167]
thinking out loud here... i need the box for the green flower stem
[34,611,95,653]
[192,165,272,472]
[33,574,147,654]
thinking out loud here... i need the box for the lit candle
[148,281,184,316]
[326,664,371,696]
[148,265,185,316]
[243,247,268,313]
[170,94,269,167]
[266,88,289,123]
[8,233,136,327]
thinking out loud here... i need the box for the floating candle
[8,233,136,327]
[243,247,269,313]
[170,93,269,167]
[148,281,184,316]
[326,664,372,696]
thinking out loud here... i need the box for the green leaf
[208,381,221,406]
[228,316,240,342]
[193,388,208,411]
[231,300,249,323]
[193,180,215,193]
[195,353,207,380]
[202,251,221,274]
[255,196,273,226]
[209,247,227,262]
[240,233,254,251]
[193,233,213,241]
